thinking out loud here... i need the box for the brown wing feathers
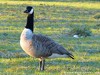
[32,34,74,59]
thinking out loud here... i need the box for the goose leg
[39,61,42,71]
[39,59,45,71]
[42,59,45,70]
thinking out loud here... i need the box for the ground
[0,0,100,75]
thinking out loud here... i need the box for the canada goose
[20,6,74,71]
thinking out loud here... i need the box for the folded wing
[32,34,74,59]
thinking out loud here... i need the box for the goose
[20,6,74,71]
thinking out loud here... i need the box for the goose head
[24,6,34,14]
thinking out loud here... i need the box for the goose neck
[25,12,34,32]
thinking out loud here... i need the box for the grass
[0,0,100,75]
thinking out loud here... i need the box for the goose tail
[69,54,74,59]
[66,52,74,59]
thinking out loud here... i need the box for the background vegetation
[0,0,100,75]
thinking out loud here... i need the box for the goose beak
[24,10,28,13]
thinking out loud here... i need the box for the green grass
[0,1,100,75]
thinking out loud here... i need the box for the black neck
[25,12,34,32]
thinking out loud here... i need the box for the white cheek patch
[29,9,33,14]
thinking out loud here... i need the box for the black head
[24,6,34,14]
